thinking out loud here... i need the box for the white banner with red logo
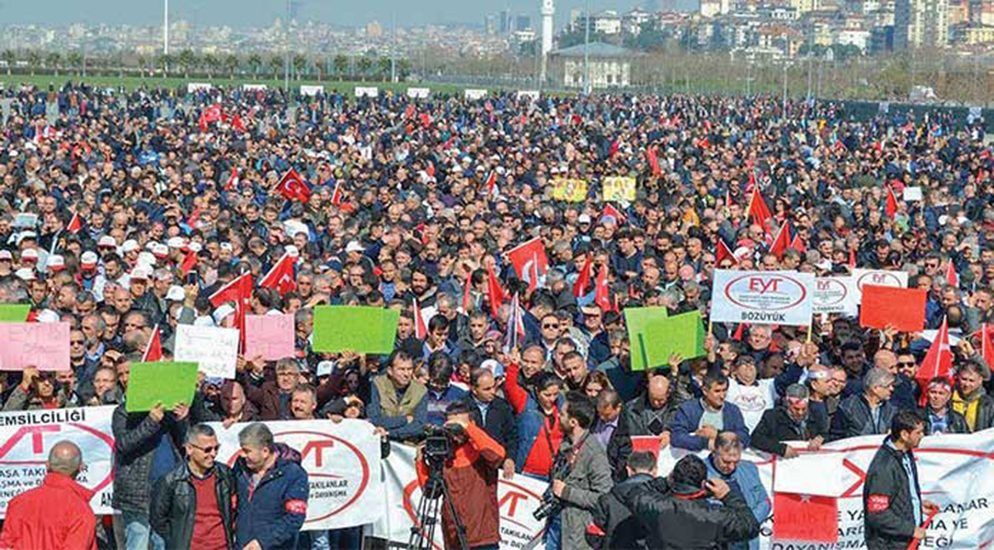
[368,443,549,550]
[0,406,116,517]
[210,419,384,531]
[656,430,994,550]
[711,270,815,327]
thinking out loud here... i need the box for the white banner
[406,87,431,99]
[711,270,815,326]
[516,90,540,102]
[813,276,858,315]
[0,406,116,517]
[299,85,324,97]
[465,89,488,100]
[354,86,379,98]
[657,430,994,550]
[370,443,548,550]
[187,83,213,93]
[852,268,909,304]
[211,419,384,531]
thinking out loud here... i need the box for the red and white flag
[225,167,239,191]
[486,264,505,319]
[981,323,994,374]
[747,187,773,230]
[507,238,548,292]
[594,265,612,312]
[413,298,428,340]
[259,252,297,296]
[916,315,953,406]
[885,186,899,218]
[769,221,792,259]
[601,204,626,226]
[67,212,82,234]
[485,170,498,197]
[179,249,198,276]
[330,180,344,206]
[945,261,958,288]
[716,238,735,266]
[277,168,311,203]
[209,272,253,346]
[773,493,838,546]
[573,254,593,297]
[141,325,163,363]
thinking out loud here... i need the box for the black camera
[423,423,464,463]
[533,452,572,521]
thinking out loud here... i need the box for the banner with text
[656,430,994,550]
[0,406,115,517]
[369,443,549,550]
[210,419,384,531]
[711,270,815,326]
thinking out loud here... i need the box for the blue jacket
[669,399,750,451]
[233,450,309,550]
[424,385,467,427]
[705,455,770,550]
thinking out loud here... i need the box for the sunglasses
[543,324,560,329]
[897,361,916,367]
[189,444,219,454]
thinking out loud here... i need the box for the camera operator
[415,401,505,550]
[547,392,612,550]
[624,454,760,550]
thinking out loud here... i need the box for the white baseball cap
[46,254,65,271]
[81,251,99,268]
[14,268,35,281]
[20,249,38,261]
[212,304,236,325]
[188,242,203,253]
[345,241,365,253]
[167,237,185,249]
[121,240,140,254]
[152,243,169,258]
[166,285,186,302]
[97,236,117,248]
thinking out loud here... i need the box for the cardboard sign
[244,314,295,361]
[859,285,927,332]
[851,269,909,304]
[125,362,199,412]
[625,309,705,370]
[711,270,815,327]
[174,325,239,379]
[602,176,636,202]
[0,322,70,371]
[550,178,588,202]
[812,277,857,316]
[312,306,399,354]
[0,304,30,323]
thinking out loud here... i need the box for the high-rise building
[894,0,949,47]
[485,14,497,35]
[500,9,512,34]
[515,14,532,31]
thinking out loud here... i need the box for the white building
[551,42,635,89]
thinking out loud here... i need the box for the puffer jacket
[863,440,923,550]
[150,463,236,550]
[112,404,188,512]
[625,477,760,550]
[233,444,309,550]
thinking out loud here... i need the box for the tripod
[407,456,469,550]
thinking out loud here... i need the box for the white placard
[187,82,213,93]
[904,186,923,201]
[212,419,384,530]
[464,89,488,100]
[812,276,858,315]
[516,90,540,102]
[174,324,239,379]
[711,269,815,326]
[851,268,909,304]
[242,84,268,91]
[354,86,379,98]
[406,87,430,99]
[300,85,324,97]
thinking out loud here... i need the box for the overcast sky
[0,0,668,29]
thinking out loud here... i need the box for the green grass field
[0,72,480,95]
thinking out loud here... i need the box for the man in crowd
[921,377,969,434]
[831,368,897,440]
[463,367,518,478]
[151,424,236,550]
[705,432,770,550]
[751,384,828,457]
[416,401,505,550]
[589,451,656,550]
[863,411,939,550]
[233,423,309,550]
[670,373,750,451]
[0,441,96,550]
[952,361,994,432]
[367,350,427,441]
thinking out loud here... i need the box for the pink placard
[0,322,70,371]
[244,314,295,361]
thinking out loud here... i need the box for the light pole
[163,0,169,56]
[583,0,591,94]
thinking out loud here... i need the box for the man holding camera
[416,401,505,550]
[548,392,612,550]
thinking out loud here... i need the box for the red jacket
[0,472,97,550]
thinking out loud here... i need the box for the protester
[0,441,96,550]
[232,423,309,550]
[670,372,750,451]
[920,377,969,434]
[705,432,770,550]
[588,450,656,550]
[367,350,428,441]
[830,368,898,440]
[150,424,236,550]
[415,400,505,550]
[952,361,994,431]
[750,384,828,457]
[863,411,939,550]
[463,366,518,477]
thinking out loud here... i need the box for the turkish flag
[67,212,82,234]
[747,188,773,230]
[141,325,163,363]
[980,323,994,375]
[594,265,612,312]
[204,103,223,122]
[716,238,735,266]
[608,139,620,158]
[773,492,838,544]
[945,261,958,288]
[231,113,247,133]
[209,272,253,347]
[259,252,297,296]
[573,254,593,297]
[507,238,548,292]
[277,168,311,203]
[179,249,198,276]
[486,264,505,319]
[916,315,954,406]
[413,298,428,340]
[885,186,899,218]
[224,167,239,191]
[647,145,661,176]
[769,221,792,259]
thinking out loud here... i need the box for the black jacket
[863,441,923,550]
[463,395,518,461]
[604,410,633,482]
[625,477,760,550]
[829,394,895,441]
[150,463,236,550]
[589,473,653,550]
[111,404,188,512]
[750,406,829,457]
[919,407,969,435]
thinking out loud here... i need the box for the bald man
[0,441,97,550]
[874,349,917,411]
[623,374,677,448]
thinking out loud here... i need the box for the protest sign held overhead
[174,324,240,379]
[711,270,815,326]
[312,306,399,354]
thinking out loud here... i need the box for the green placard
[125,362,199,413]
[626,309,705,371]
[312,306,400,354]
[0,304,30,323]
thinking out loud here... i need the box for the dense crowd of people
[0,80,991,550]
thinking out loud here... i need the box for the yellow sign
[602,177,636,202]
[550,178,588,202]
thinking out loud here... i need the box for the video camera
[422,423,465,463]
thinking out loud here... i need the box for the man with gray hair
[0,440,97,549]
[830,368,897,441]
[233,423,309,550]
[705,432,770,550]
[751,383,829,457]
[151,424,236,550]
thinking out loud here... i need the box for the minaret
[540,0,554,83]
